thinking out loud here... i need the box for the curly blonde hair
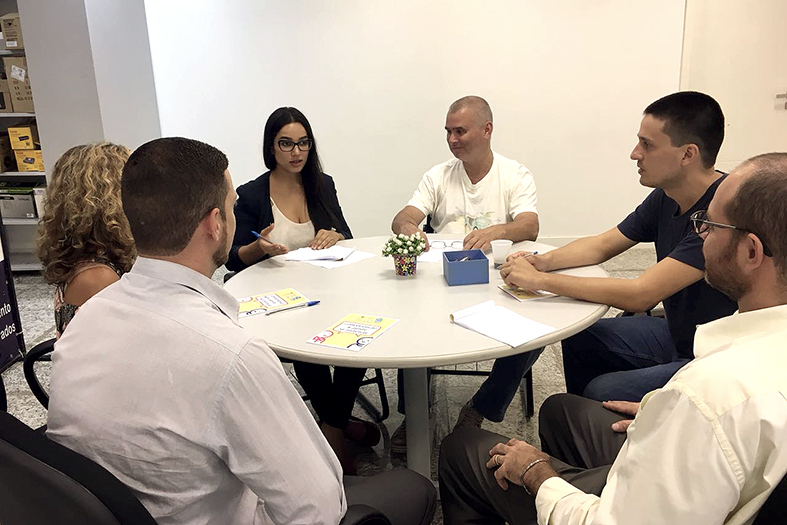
[37,143,137,284]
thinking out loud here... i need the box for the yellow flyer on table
[308,313,399,352]
[238,288,308,318]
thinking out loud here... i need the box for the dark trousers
[292,362,367,429]
[561,316,687,401]
[439,393,627,524]
[345,469,437,525]
[397,348,544,422]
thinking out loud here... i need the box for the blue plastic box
[443,249,489,286]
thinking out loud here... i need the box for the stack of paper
[417,240,464,263]
[285,245,356,262]
[450,300,555,347]
[306,251,375,269]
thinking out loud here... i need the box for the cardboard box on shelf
[0,186,35,219]
[2,57,34,113]
[13,149,43,172]
[0,134,16,172]
[8,125,38,149]
[0,78,12,113]
[1,13,24,51]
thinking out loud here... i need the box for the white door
[681,0,787,172]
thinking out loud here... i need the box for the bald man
[392,95,539,250]
[390,96,541,452]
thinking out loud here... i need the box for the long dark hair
[262,107,338,230]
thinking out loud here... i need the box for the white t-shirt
[406,151,538,234]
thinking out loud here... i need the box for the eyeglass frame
[430,240,464,249]
[276,138,313,152]
[690,210,772,257]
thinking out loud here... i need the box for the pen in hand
[265,300,321,316]
[251,230,274,244]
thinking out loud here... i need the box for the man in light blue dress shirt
[46,137,435,525]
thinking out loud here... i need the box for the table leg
[402,367,430,478]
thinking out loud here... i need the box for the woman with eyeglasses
[227,107,375,473]
[227,106,352,267]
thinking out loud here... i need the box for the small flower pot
[393,254,417,276]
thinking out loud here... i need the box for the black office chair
[0,410,158,525]
[23,337,55,409]
[0,411,391,525]
[0,374,7,412]
[423,218,536,416]
[223,271,390,422]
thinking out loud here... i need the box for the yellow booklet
[498,284,557,301]
[238,288,309,318]
[308,313,399,351]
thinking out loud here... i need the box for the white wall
[145,1,685,240]
[83,0,161,147]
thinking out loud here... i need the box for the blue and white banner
[0,230,23,372]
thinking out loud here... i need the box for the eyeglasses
[277,139,313,152]
[690,210,772,257]
[431,240,464,250]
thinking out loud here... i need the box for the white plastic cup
[490,239,514,268]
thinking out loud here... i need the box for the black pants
[345,469,437,525]
[292,362,367,429]
[439,393,628,524]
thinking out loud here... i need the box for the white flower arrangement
[382,233,427,257]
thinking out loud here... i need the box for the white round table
[224,235,609,476]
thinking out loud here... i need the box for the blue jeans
[397,348,544,422]
[562,316,688,402]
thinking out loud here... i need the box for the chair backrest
[23,337,56,409]
[0,411,157,525]
[752,474,787,524]
[0,374,7,412]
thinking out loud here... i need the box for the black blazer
[226,171,353,271]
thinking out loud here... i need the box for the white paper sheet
[417,240,464,263]
[450,300,555,347]
[285,245,356,262]
[305,250,375,269]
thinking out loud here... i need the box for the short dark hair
[121,137,229,255]
[644,91,724,169]
[726,152,787,285]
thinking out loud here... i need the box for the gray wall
[17,0,160,176]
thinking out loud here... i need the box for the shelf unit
[0,114,44,272]
[0,37,45,272]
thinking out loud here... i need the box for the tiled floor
[1,245,655,524]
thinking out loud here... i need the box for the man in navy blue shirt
[501,91,737,401]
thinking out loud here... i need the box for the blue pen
[251,230,274,244]
[265,300,320,316]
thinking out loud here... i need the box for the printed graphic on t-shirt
[443,209,500,233]
[465,211,497,232]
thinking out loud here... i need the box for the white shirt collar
[693,304,787,359]
[130,257,239,323]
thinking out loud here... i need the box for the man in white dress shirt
[390,95,541,449]
[438,152,787,524]
[46,137,436,525]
